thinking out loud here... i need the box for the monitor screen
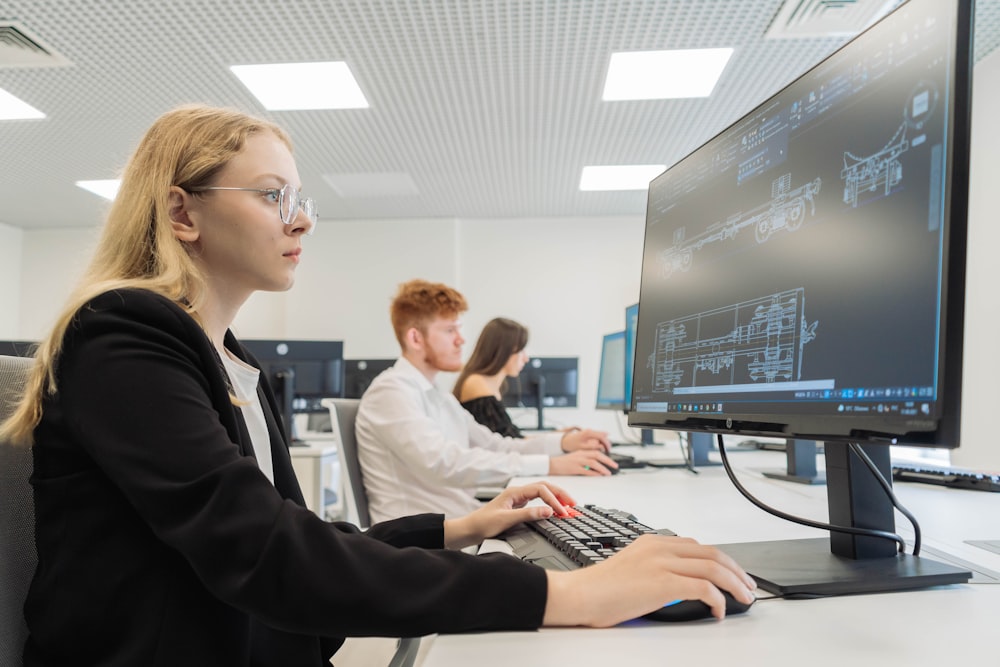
[629,0,973,596]
[503,357,579,431]
[503,357,579,409]
[596,331,627,411]
[624,303,639,411]
[343,358,396,399]
[241,339,344,440]
[0,341,36,357]
[629,0,969,450]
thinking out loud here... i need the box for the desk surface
[421,447,1000,667]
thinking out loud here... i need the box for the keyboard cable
[715,434,921,555]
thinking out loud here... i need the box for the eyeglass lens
[279,184,317,228]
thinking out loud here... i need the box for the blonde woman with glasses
[1,104,755,666]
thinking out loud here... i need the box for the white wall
[17,228,97,339]
[455,216,645,435]
[952,47,1000,471]
[0,222,23,339]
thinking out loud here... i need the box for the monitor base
[716,537,971,597]
[762,471,826,485]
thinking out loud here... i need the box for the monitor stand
[762,439,826,485]
[273,367,305,445]
[688,432,721,467]
[531,377,555,431]
[717,442,970,596]
[645,432,717,471]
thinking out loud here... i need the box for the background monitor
[624,303,639,411]
[595,331,626,411]
[503,357,578,430]
[343,358,396,399]
[0,341,36,357]
[629,0,971,596]
[241,339,344,441]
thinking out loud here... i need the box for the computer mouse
[642,591,754,622]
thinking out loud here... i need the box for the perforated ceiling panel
[0,0,997,229]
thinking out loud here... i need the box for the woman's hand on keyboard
[442,482,576,549]
[542,534,757,627]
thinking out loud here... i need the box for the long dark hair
[453,318,528,400]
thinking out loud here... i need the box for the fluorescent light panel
[0,88,44,120]
[579,165,665,191]
[76,179,120,200]
[603,48,734,100]
[231,61,369,110]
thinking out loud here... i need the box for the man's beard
[424,345,462,372]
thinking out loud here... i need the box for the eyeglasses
[187,183,317,234]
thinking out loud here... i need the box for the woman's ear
[167,186,200,243]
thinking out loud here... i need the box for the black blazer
[24,289,546,667]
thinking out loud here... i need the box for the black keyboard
[891,463,1000,492]
[502,504,673,571]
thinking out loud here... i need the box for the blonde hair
[0,104,290,446]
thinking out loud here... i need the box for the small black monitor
[241,339,344,440]
[629,0,972,596]
[343,359,396,399]
[596,331,626,411]
[0,341,37,357]
[503,357,578,430]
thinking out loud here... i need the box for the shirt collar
[394,356,436,393]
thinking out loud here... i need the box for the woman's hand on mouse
[542,534,757,627]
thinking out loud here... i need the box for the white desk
[421,448,1000,667]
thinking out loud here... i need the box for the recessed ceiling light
[0,88,44,120]
[76,179,120,200]
[602,48,734,101]
[579,165,666,191]
[231,61,369,110]
[323,172,420,198]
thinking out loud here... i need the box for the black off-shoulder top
[460,395,523,438]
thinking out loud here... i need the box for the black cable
[847,442,922,555]
[716,434,906,553]
[679,432,698,474]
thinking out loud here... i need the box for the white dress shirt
[355,357,563,522]
[219,352,273,484]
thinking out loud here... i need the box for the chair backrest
[318,399,424,666]
[0,354,35,666]
[321,398,371,529]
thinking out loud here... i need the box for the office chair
[0,354,35,667]
[320,397,421,667]
[321,398,371,529]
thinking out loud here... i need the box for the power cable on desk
[715,434,917,555]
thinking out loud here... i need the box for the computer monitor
[241,339,345,441]
[502,357,578,431]
[629,0,972,596]
[0,341,36,357]
[624,303,659,447]
[343,358,396,399]
[595,331,626,411]
[624,303,639,411]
